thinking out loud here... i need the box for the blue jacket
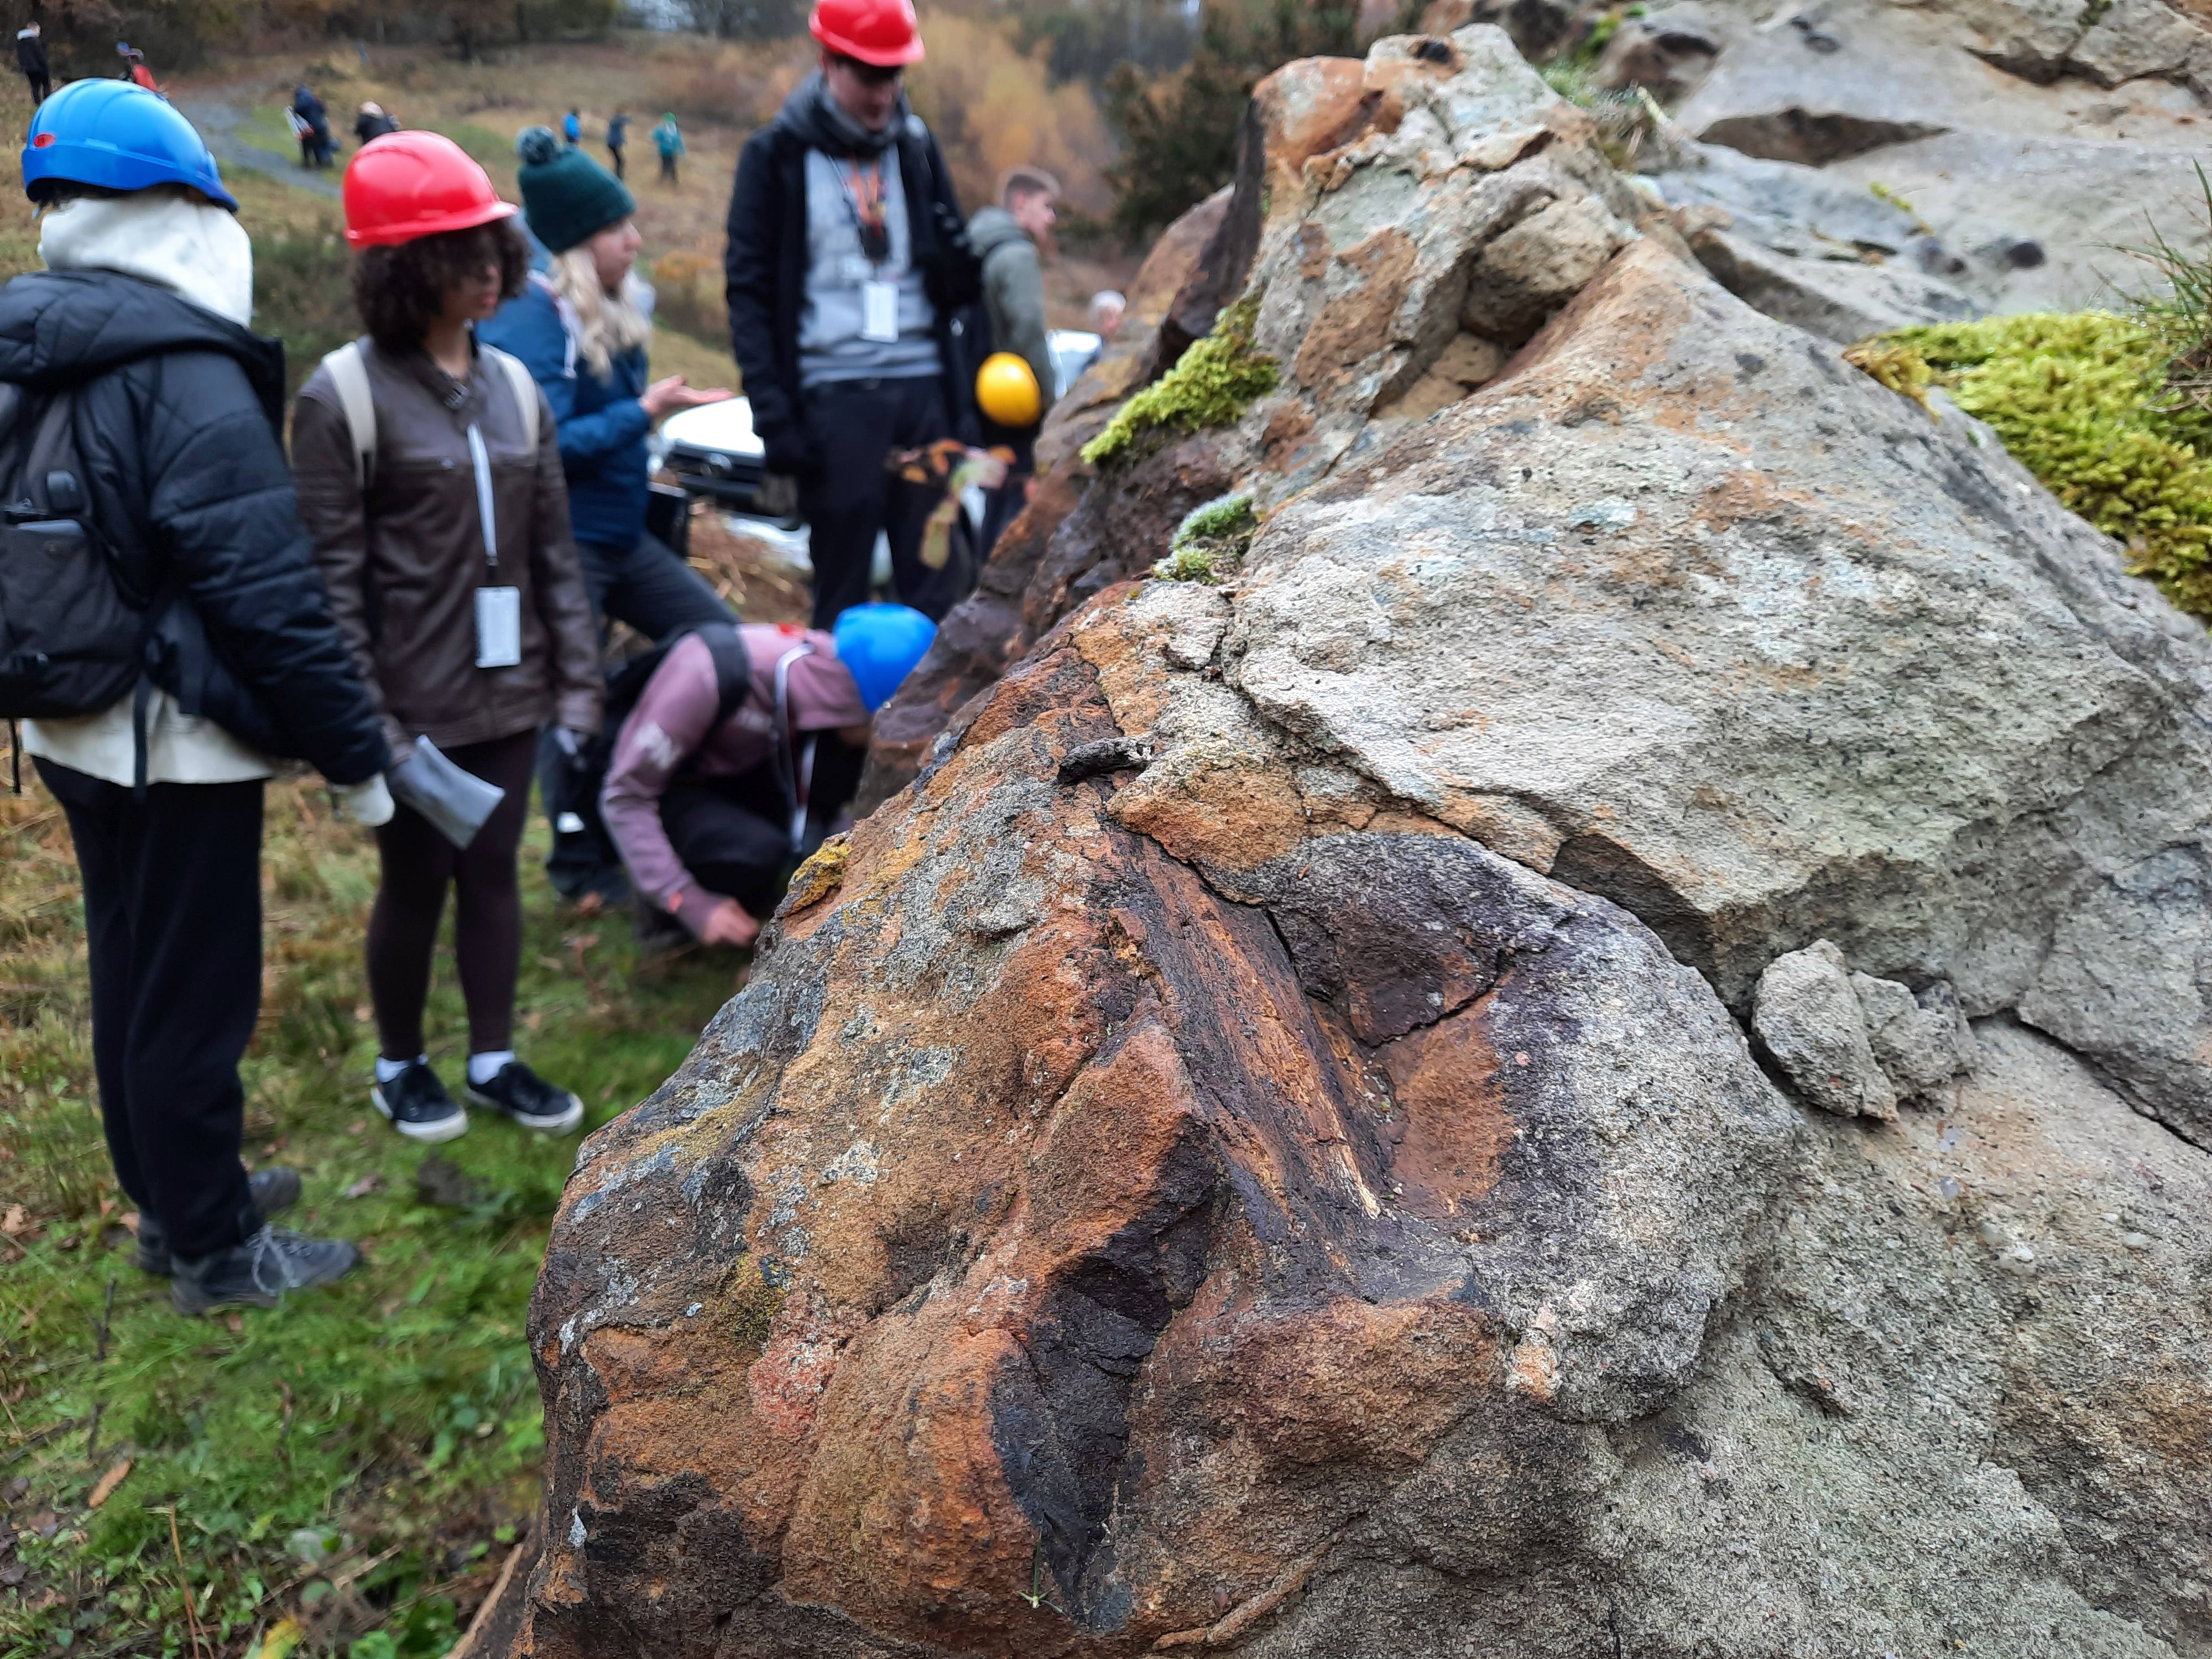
[479,267,652,552]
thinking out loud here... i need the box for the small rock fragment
[1058,735,1157,784]
[1850,972,1975,1100]
[1752,940,1898,1119]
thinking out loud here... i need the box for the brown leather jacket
[294,339,601,754]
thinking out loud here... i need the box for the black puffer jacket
[723,76,980,476]
[0,269,388,784]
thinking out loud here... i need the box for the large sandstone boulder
[474,25,2212,1658]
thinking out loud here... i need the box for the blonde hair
[546,244,653,380]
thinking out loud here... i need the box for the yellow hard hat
[975,351,1042,427]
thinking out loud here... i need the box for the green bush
[1854,312,2212,622]
[254,222,360,401]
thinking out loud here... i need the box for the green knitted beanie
[515,126,634,254]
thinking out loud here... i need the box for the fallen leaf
[342,1174,383,1200]
[85,1458,132,1509]
[353,1004,372,1023]
[224,1313,244,1334]
[1,1206,25,1237]
[247,1615,307,1659]
[118,1212,139,1236]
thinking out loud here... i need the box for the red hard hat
[810,0,925,66]
[342,130,516,249]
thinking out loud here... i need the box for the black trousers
[24,72,48,105]
[799,374,969,629]
[368,730,538,1060]
[37,759,265,1260]
[540,530,733,900]
[662,766,796,921]
[608,144,625,180]
[659,153,678,184]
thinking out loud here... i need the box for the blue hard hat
[833,603,937,713]
[23,80,238,212]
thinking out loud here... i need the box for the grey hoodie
[967,205,1053,419]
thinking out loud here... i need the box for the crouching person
[601,604,934,948]
[3,83,392,1314]
[293,133,602,1145]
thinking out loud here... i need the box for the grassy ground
[0,50,799,1659]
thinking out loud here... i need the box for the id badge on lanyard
[468,422,523,669]
[840,158,901,344]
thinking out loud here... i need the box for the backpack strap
[320,338,377,491]
[697,622,753,732]
[481,343,541,452]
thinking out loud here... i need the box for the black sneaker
[135,1167,303,1275]
[465,1061,585,1135]
[372,1062,468,1144]
[170,1225,359,1316]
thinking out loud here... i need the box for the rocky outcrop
[479,24,2212,1659]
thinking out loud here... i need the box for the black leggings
[367,729,538,1060]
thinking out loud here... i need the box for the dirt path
[175,95,343,202]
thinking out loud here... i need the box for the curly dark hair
[350,220,529,352]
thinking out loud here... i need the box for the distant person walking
[15,22,47,105]
[291,85,334,168]
[652,112,683,186]
[605,108,630,181]
[294,133,602,1145]
[966,164,1057,557]
[481,128,732,901]
[4,82,392,1315]
[354,101,398,145]
[116,43,159,95]
[562,107,581,147]
[724,0,982,628]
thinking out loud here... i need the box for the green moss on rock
[1082,298,1280,467]
[1154,492,1259,583]
[1853,311,2212,622]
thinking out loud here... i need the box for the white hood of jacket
[38,186,254,328]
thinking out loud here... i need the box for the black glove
[761,427,820,482]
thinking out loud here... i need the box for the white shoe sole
[466,1086,585,1136]
[372,1084,469,1144]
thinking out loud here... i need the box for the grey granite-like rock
[1853,971,1976,1098]
[1753,941,1899,1117]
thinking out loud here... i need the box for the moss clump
[1154,492,1259,583]
[1842,339,1933,411]
[1082,298,1279,466]
[1850,311,2212,622]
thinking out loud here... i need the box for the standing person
[966,165,1057,558]
[652,112,684,186]
[604,108,630,181]
[480,128,732,901]
[294,132,602,1145]
[4,81,392,1315]
[15,22,48,106]
[723,0,981,629]
[292,85,333,169]
[354,101,399,145]
[600,606,935,949]
[562,107,581,147]
[1089,288,1124,342]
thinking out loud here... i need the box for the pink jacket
[600,625,867,935]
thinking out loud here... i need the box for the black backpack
[565,622,753,864]
[0,384,159,787]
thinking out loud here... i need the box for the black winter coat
[0,270,388,784]
[16,33,45,76]
[723,92,980,476]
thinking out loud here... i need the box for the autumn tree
[1104,0,1358,241]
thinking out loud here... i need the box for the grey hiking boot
[170,1225,359,1317]
[135,1167,303,1276]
